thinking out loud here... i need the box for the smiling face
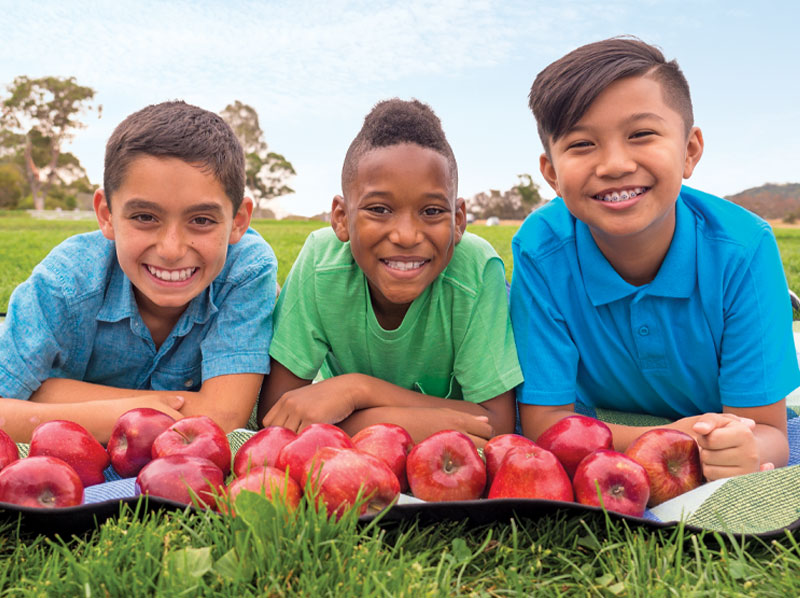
[331,143,466,328]
[94,155,252,328]
[540,74,703,258]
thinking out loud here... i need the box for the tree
[467,174,543,220]
[1,76,99,210]
[220,101,295,210]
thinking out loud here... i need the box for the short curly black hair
[341,98,458,197]
[104,100,246,213]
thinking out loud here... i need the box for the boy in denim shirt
[0,101,277,442]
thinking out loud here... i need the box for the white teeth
[384,260,426,271]
[597,187,646,202]
[147,265,196,281]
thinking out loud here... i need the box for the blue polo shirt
[510,186,800,419]
[0,229,276,400]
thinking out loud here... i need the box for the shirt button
[184,379,194,387]
[638,326,649,336]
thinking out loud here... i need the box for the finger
[701,463,753,481]
[165,394,185,410]
[695,422,753,451]
[760,462,775,472]
[467,434,487,449]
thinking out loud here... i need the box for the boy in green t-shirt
[258,99,523,446]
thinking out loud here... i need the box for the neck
[591,213,676,287]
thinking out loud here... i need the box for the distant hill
[725,183,800,220]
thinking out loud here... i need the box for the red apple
[488,446,573,501]
[276,423,354,485]
[302,447,400,518]
[29,420,110,487]
[406,430,486,502]
[0,456,83,508]
[572,449,650,517]
[0,428,19,471]
[151,415,232,475]
[536,415,613,478]
[136,455,224,509]
[233,426,297,478]
[221,466,302,515]
[351,423,414,492]
[625,428,704,506]
[483,433,538,489]
[107,408,177,478]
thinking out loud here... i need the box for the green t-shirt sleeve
[268,233,329,380]
[453,257,524,403]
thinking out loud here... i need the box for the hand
[261,376,357,433]
[691,413,762,480]
[425,408,494,448]
[107,394,186,424]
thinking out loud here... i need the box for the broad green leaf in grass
[164,546,213,580]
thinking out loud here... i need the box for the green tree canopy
[1,76,99,210]
[467,174,543,220]
[220,101,295,208]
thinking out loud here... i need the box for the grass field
[2,211,800,596]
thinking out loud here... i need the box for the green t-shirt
[269,228,523,403]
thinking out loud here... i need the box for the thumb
[166,394,185,410]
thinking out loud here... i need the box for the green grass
[2,493,800,597]
[2,212,800,594]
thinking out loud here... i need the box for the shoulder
[441,232,504,295]
[214,227,277,285]
[512,197,576,260]
[290,226,358,278]
[34,231,117,300]
[681,186,772,249]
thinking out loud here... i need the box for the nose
[156,224,188,262]
[595,141,636,178]
[388,212,422,247]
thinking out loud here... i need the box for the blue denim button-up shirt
[0,228,276,400]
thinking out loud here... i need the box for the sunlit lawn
[2,211,800,596]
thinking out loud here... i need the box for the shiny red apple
[302,447,400,518]
[406,430,486,502]
[536,415,614,478]
[572,449,650,517]
[151,415,232,475]
[276,423,354,485]
[483,433,538,490]
[233,426,297,478]
[28,420,110,486]
[625,428,704,506]
[107,408,176,478]
[351,423,414,492]
[488,445,573,501]
[221,466,302,515]
[0,456,83,508]
[136,455,225,509]
[0,428,19,471]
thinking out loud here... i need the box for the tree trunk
[23,136,44,211]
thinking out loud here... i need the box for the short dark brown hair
[103,101,246,212]
[529,36,694,153]
[342,98,458,197]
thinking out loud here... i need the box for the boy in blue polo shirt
[511,37,800,480]
[0,101,277,443]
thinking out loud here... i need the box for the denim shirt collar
[578,194,696,306]
[96,261,219,338]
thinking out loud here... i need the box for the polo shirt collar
[96,262,219,335]
[578,195,696,306]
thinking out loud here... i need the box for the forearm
[752,424,789,468]
[338,406,449,444]
[346,374,512,427]
[1,397,149,443]
[32,374,261,433]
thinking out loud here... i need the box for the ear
[682,127,704,179]
[539,153,561,197]
[228,196,254,245]
[331,195,350,242]
[454,197,467,244]
[93,189,115,240]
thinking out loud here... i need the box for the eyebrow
[120,199,226,217]
[567,112,667,135]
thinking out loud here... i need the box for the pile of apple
[0,411,705,519]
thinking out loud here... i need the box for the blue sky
[1,0,798,217]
